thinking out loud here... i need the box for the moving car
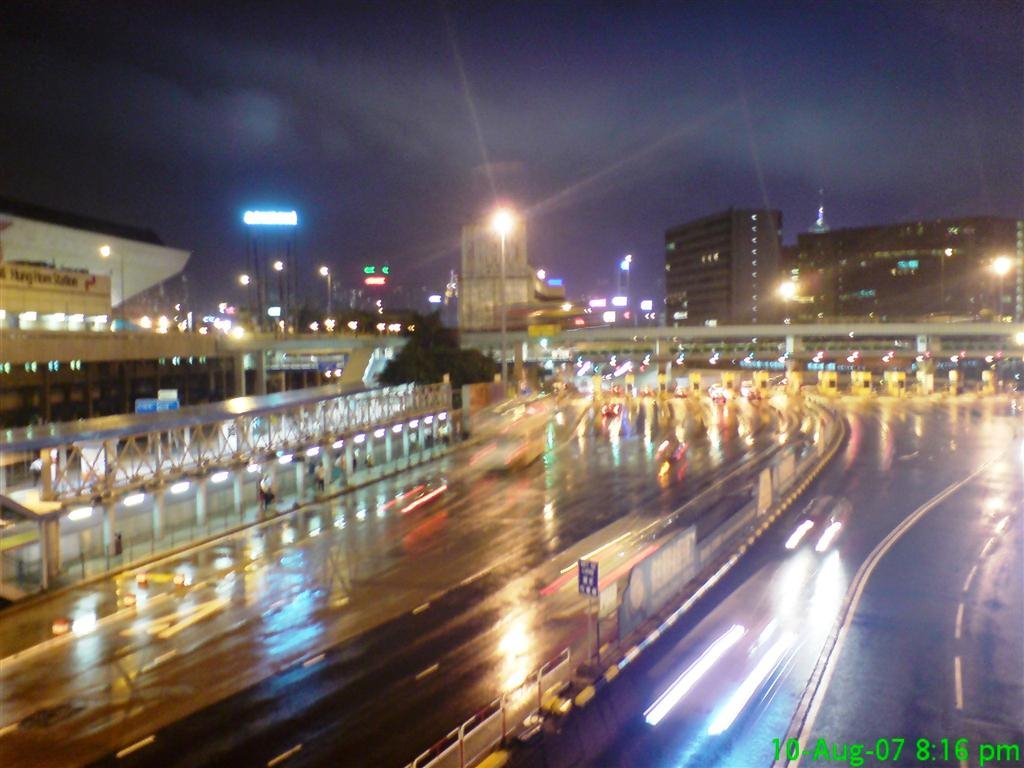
[784,496,852,553]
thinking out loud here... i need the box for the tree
[378,312,496,388]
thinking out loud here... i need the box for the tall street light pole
[319,266,332,316]
[491,208,515,388]
[992,255,1012,320]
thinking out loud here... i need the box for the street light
[99,244,125,326]
[491,207,516,387]
[777,280,798,301]
[238,273,252,286]
[319,266,332,315]
[991,255,1013,320]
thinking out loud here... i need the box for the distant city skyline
[1,2,1021,309]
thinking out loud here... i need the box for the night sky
[2,1,1021,309]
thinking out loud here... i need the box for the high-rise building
[459,217,532,331]
[789,217,1023,322]
[664,208,782,326]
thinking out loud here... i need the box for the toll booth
[884,370,906,397]
[786,370,803,396]
[981,370,996,395]
[721,371,738,393]
[689,372,702,395]
[818,370,838,396]
[948,370,960,396]
[917,371,934,395]
[753,370,770,393]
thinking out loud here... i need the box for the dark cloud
[0,1,1020,307]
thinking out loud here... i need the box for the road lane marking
[413,602,430,614]
[954,656,964,710]
[302,653,325,668]
[980,536,996,557]
[415,662,440,681]
[558,531,633,573]
[267,743,302,767]
[954,603,965,640]
[781,458,995,768]
[116,735,155,758]
[962,564,978,593]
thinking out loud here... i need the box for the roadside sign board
[578,559,599,597]
[136,398,179,414]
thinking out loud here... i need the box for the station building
[0,196,190,330]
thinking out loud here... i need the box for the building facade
[458,218,533,331]
[0,196,190,330]
[789,217,1024,322]
[664,208,782,326]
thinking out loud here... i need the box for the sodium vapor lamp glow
[992,255,1012,277]
[490,208,516,238]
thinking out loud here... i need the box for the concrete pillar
[152,488,165,541]
[385,429,394,464]
[40,448,55,501]
[254,352,267,396]
[195,477,208,530]
[233,353,247,397]
[514,344,525,389]
[40,517,61,589]
[233,472,245,519]
[343,440,354,487]
[294,461,305,499]
[402,425,410,467]
[102,499,116,556]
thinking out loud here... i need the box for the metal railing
[40,383,450,504]
[409,648,571,768]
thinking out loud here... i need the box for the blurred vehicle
[477,435,544,472]
[784,495,852,552]
[602,402,623,419]
[656,437,688,464]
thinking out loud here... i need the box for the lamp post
[491,208,516,387]
[992,255,1012,321]
[319,266,332,315]
[99,244,125,326]
[272,260,286,327]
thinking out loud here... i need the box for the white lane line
[954,655,964,710]
[962,564,978,593]
[784,458,994,767]
[116,734,155,759]
[415,662,440,681]
[954,603,965,640]
[267,743,302,767]
[302,653,324,668]
[413,602,430,615]
[980,537,996,557]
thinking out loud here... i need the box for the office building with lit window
[789,217,1023,322]
[664,208,782,326]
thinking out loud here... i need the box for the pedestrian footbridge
[0,382,453,597]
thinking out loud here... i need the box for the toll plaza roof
[1,382,369,455]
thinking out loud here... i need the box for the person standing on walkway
[314,462,325,494]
